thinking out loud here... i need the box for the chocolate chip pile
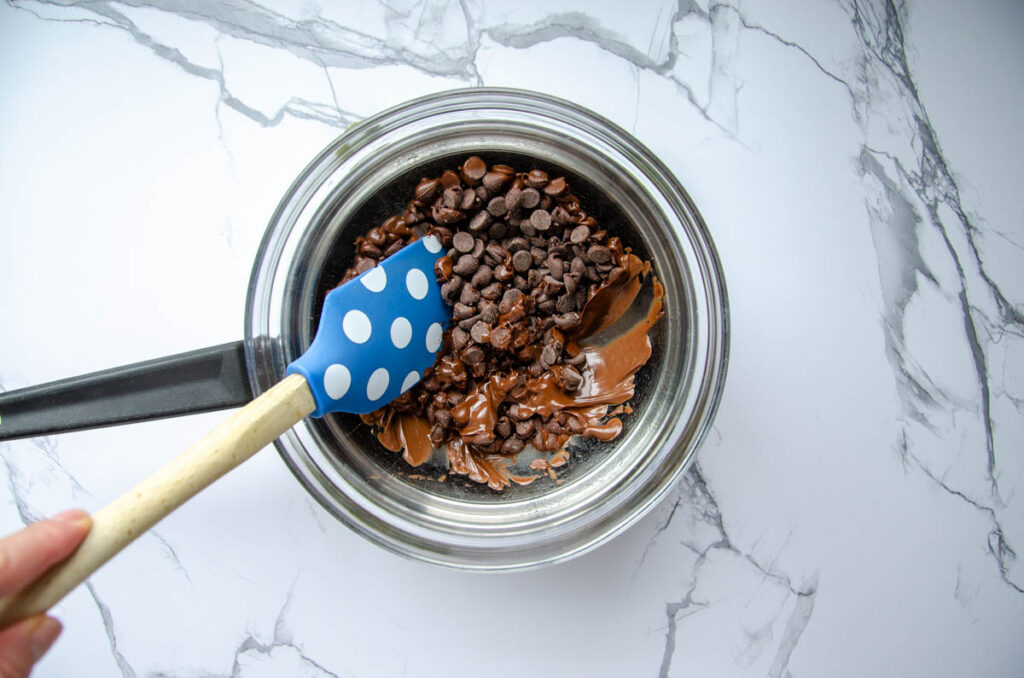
[339,156,646,483]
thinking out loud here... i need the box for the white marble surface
[1,0,1022,675]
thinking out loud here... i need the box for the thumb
[0,615,61,678]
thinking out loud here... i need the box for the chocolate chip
[453,254,479,276]
[540,275,565,295]
[556,294,576,313]
[570,257,587,278]
[505,186,523,211]
[520,187,541,209]
[442,186,461,209]
[440,170,461,188]
[470,321,490,344]
[482,172,508,192]
[486,242,508,262]
[452,326,470,350]
[563,274,579,297]
[494,263,514,282]
[435,409,452,428]
[453,302,476,319]
[587,245,612,264]
[460,189,477,211]
[543,419,562,435]
[468,210,492,232]
[530,209,552,232]
[537,299,557,314]
[543,176,568,196]
[567,351,588,367]
[511,250,533,272]
[471,238,486,258]
[486,196,507,217]
[553,206,573,226]
[547,257,564,280]
[480,282,503,301]
[470,265,493,287]
[458,314,481,330]
[489,326,512,351]
[560,366,583,392]
[463,345,485,364]
[526,169,548,188]
[460,284,480,305]
[498,288,523,314]
[414,177,441,204]
[432,204,464,225]
[501,437,525,455]
[479,301,498,324]
[515,420,534,437]
[570,224,591,244]
[554,312,581,330]
[461,156,487,184]
[488,222,508,239]
[441,277,463,303]
[452,231,475,253]
[505,236,528,253]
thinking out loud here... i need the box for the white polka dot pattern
[401,371,420,393]
[286,236,450,417]
[406,269,428,300]
[324,363,351,399]
[360,265,387,292]
[425,322,443,353]
[366,367,389,401]
[342,310,372,344]
[422,235,442,253]
[390,317,412,349]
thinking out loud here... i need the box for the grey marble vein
[13,0,750,139]
[151,531,195,586]
[719,3,861,121]
[716,0,1022,594]
[85,582,139,678]
[842,0,1022,591]
[658,465,819,677]
[11,0,362,130]
[849,0,1016,494]
[222,581,341,678]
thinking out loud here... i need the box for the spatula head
[286,235,448,416]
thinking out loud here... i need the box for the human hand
[0,510,92,678]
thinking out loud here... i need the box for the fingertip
[28,615,61,661]
[50,509,91,526]
[50,509,92,535]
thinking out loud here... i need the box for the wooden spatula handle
[0,373,315,627]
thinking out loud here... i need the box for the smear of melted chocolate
[372,248,665,490]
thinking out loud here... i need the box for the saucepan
[0,89,729,571]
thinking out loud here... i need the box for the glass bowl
[244,88,729,570]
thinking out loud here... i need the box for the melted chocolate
[373,248,664,489]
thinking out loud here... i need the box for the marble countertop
[2,0,1022,675]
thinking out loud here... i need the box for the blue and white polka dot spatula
[286,234,448,415]
[0,236,448,627]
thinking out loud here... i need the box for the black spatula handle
[0,342,254,442]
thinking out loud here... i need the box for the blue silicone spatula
[0,236,448,626]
